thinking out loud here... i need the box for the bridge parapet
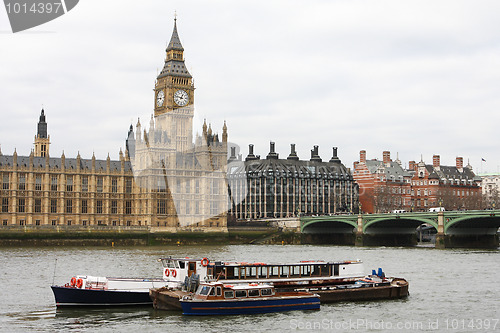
[300,210,500,248]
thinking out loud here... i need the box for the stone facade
[228,143,359,219]
[481,174,500,208]
[0,19,228,232]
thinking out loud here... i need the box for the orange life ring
[70,277,77,287]
[201,258,209,267]
[165,268,170,277]
[171,269,177,278]
[76,278,83,288]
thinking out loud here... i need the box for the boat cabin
[206,260,364,282]
[159,257,365,284]
[191,282,275,301]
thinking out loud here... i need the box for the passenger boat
[150,257,365,310]
[180,282,320,315]
[151,265,409,310]
[163,257,366,287]
[52,256,366,307]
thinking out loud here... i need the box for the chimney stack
[310,145,322,162]
[409,160,416,171]
[329,147,341,163]
[266,142,279,159]
[360,150,366,164]
[433,155,440,170]
[287,144,299,160]
[245,144,258,161]
[383,151,391,165]
[456,157,463,171]
[229,147,237,161]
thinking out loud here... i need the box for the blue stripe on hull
[51,286,152,307]
[181,297,320,315]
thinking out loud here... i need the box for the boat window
[225,267,236,279]
[249,266,257,277]
[214,267,225,278]
[235,290,247,298]
[301,265,311,277]
[261,288,272,296]
[161,259,175,268]
[207,267,214,276]
[189,262,196,272]
[224,290,234,299]
[258,267,268,278]
[320,264,330,277]
[238,267,245,279]
[290,266,301,277]
[281,266,289,278]
[334,264,339,276]
[209,287,216,296]
[216,286,222,296]
[269,266,279,277]
[248,289,259,297]
[178,261,185,269]
[199,286,211,296]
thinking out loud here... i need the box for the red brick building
[353,151,412,213]
[353,151,482,213]
[408,155,482,211]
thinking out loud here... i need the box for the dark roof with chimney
[365,160,412,183]
[424,164,480,183]
[229,143,352,180]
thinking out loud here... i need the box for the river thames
[1,244,499,332]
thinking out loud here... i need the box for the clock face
[174,89,189,106]
[156,90,165,107]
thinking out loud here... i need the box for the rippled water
[1,245,499,332]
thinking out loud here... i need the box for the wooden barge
[150,276,409,311]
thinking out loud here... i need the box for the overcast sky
[1,0,499,174]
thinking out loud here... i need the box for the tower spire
[34,108,50,157]
[166,15,184,52]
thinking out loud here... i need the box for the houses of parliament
[0,19,229,232]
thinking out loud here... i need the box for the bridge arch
[444,214,500,235]
[301,217,357,234]
[363,216,438,234]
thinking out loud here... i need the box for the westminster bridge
[300,210,500,248]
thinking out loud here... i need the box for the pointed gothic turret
[222,121,228,143]
[166,17,184,52]
[34,108,50,157]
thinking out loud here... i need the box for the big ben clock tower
[155,18,194,115]
[154,17,194,152]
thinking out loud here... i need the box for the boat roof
[159,257,362,266]
[213,260,362,266]
[201,282,273,289]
